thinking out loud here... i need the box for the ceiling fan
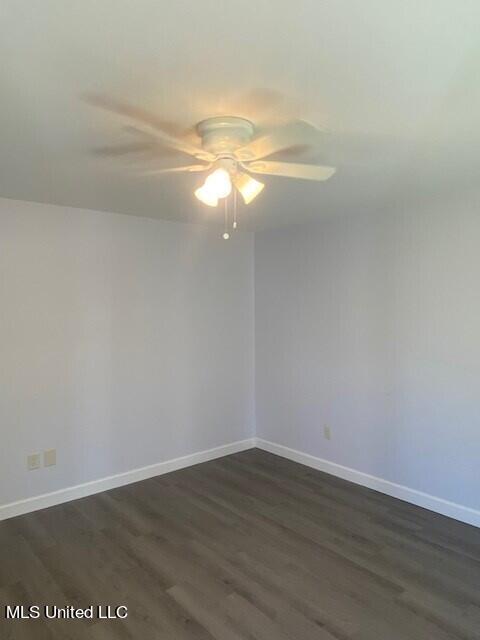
[87,95,336,235]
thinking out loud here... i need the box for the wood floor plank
[1,448,479,639]
[167,583,245,640]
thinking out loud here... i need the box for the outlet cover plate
[44,449,56,467]
[27,453,41,471]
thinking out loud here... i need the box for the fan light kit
[193,117,267,213]
[88,97,337,239]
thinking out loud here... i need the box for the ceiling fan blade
[235,121,323,161]
[92,141,155,157]
[121,126,197,159]
[85,94,215,162]
[93,139,196,162]
[138,164,209,176]
[246,161,336,181]
[233,172,265,204]
[84,94,183,134]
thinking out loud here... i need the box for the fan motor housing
[196,117,255,155]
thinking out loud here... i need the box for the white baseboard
[3,436,478,529]
[255,438,480,529]
[0,438,256,522]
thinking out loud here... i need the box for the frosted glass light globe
[204,169,232,199]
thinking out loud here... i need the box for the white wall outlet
[43,449,56,467]
[324,425,332,441]
[27,453,41,470]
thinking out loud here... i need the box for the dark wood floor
[1,448,480,639]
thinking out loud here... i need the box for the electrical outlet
[43,449,56,467]
[324,426,331,441]
[27,453,41,471]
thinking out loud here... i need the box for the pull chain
[223,195,230,240]
[233,188,238,230]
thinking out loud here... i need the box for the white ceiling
[1,0,479,230]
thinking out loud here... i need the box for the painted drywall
[0,198,254,506]
[255,196,480,511]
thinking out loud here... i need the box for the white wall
[0,198,254,506]
[255,197,480,512]
[3,193,479,522]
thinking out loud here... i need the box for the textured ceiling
[1,0,479,230]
